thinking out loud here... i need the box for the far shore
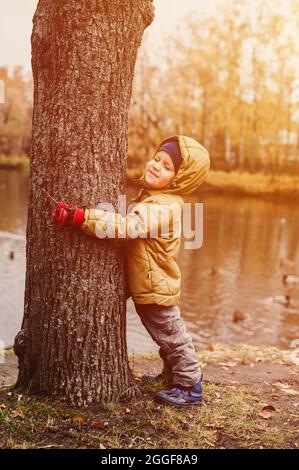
[204,170,299,200]
[1,155,299,199]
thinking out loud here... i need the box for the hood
[132,135,210,199]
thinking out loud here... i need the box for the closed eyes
[153,156,172,171]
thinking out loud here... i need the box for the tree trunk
[14,0,154,407]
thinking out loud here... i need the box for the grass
[196,343,297,365]
[0,381,296,449]
[0,344,298,449]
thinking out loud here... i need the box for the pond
[0,168,298,354]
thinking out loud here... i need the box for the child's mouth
[148,169,159,179]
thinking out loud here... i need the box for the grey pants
[134,303,201,387]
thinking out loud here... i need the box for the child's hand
[52,201,85,229]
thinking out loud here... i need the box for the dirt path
[134,354,299,418]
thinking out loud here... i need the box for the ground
[0,345,298,449]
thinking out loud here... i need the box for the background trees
[0,66,32,157]
[127,0,299,176]
[2,1,298,176]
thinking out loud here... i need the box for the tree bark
[14,0,154,407]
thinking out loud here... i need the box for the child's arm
[80,201,180,240]
[51,200,181,240]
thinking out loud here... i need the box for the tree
[14,0,154,407]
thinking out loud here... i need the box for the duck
[272,295,291,307]
[233,309,245,323]
[209,267,219,276]
[283,274,299,286]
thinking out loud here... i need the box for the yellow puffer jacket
[80,135,210,306]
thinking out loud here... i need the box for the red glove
[52,201,85,229]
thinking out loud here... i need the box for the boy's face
[144,151,176,189]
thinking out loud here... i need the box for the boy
[52,135,210,407]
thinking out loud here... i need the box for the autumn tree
[127,33,164,177]
[0,66,32,157]
[14,0,154,407]
[127,0,299,175]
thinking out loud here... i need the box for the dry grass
[1,344,298,449]
[0,380,296,449]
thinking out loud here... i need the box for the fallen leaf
[47,425,59,433]
[125,408,131,413]
[274,382,299,396]
[46,416,55,427]
[282,389,299,396]
[73,416,87,427]
[39,445,61,449]
[90,419,106,429]
[274,382,289,389]
[262,405,276,412]
[11,409,25,419]
[219,362,237,368]
[258,405,276,420]
[0,404,7,409]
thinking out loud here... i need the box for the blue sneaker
[155,380,203,407]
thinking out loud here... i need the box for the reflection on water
[178,193,299,351]
[0,170,28,348]
[0,169,298,353]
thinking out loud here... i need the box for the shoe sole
[155,395,203,408]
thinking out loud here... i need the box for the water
[0,169,298,354]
